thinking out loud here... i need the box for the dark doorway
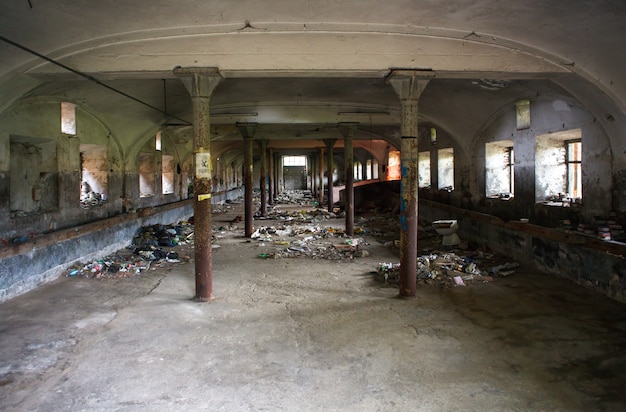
[284,166,306,189]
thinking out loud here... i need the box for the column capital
[387,69,433,101]
[323,138,337,148]
[174,67,222,98]
[338,122,359,139]
[236,122,258,139]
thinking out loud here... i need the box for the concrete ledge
[420,199,626,303]
[0,200,194,303]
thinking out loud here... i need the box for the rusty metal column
[324,139,336,213]
[237,123,257,238]
[318,147,325,207]
[339,123,358,236]
[306,153,317,194]
[258,139,268,217]
[274,151,280,199]
[388,71,431,298]
[174,67,222,301]
[268,147,274,205]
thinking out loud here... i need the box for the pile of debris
[376,250,520,288]
[273,190,317,205]
[258,237,369,261]
[250,224,370,261]
[64,221,193,279]
[260,207,335,223]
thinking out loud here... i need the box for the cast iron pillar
[324,139,337,213]
[318,147,325,207]
[388,70,431,298]
[310,153,316,196]
[174,67,222,301]
[268,147,274,205]
[257,139,268,217]
[237,122,257,238]
[339,123,358,236]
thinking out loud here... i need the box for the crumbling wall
[419,201,626,303]
[0,99,125,241]
[473,97,612,223]
[0,201,194,303]
[9,139,58,213]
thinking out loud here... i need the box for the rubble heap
[376,250,520,288]
[64,221,194,279]
[260,207,335,223]
[273,190,317,206]
[251,225,370,261]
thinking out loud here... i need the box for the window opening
[437,148,454,190]
[155,131,162,151]
[387,150,401,180]
[535,129,582,204]
[80,144,108,208]
[138,152,156,197]
[162,154,175,195]
[485,140,514,199]
[354,161,363,181]
[418,151,431,188]
[566,140,582,199]
[283,155,307,166]
[516,100,530,130]
[61,102,76,135]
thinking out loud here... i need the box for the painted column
[388,71,430,298]
[174,67,222,301]
[339,123,358,236]
[319,147,325,207]
[268,147,274,205]
[324,139,337,213]
[258,139,268,217]
[237,122,257,238]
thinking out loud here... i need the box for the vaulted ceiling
[1,0,624,155]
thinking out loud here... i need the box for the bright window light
[283,155,306,166]
[61,102,76,135]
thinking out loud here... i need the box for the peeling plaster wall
[0,100,124,240]
[9,139,57,213]
[472,97,612,222]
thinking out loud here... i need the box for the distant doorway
[283,155,307,190]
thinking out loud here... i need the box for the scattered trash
[375,249,519,288]
[273,190,318,206]
[490,262,520,276]
[453,276,466,286]
[64,220,194,280]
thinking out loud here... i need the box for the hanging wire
[0,34,192,126]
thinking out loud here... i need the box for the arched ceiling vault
[1,1,624,156]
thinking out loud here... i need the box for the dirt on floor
[1,197,625,411]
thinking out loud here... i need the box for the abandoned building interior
[1,1,626,410]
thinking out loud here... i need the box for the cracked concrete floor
[1,207,626,411]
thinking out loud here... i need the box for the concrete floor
[1,205,626,411]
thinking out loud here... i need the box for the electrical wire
[0,34,192,125]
